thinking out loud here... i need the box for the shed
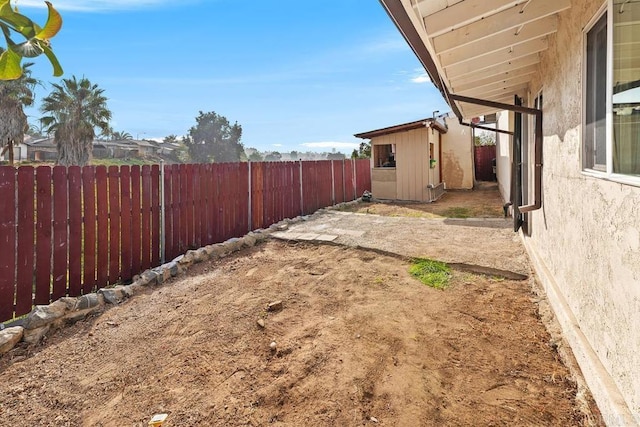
[355,116,473,202]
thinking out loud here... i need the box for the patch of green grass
[409,258,452,289]
[440,207,472,218]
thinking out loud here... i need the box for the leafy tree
[185,111,243,163]
[474,132,496,146]
[248,151,263,162]
[40,76,112,166]
[0,1,63,80]
[0,58,36,164]
[163,134,178,144]
[289,150,299,160]
[264,151,282,162]
[351,142,371,159]
[111,131,132,140]
[327,151,345,160]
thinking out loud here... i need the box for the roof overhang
[379,0,571,119]
[355,118,447,139]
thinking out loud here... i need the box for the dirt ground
[338,184,506,219]
[0,239,599,426]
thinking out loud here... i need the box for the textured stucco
[523,0,640,423]
[441,120,474,189]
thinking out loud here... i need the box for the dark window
[585,12,608,171]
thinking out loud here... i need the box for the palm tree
[111,131,133,140]
[0,52,37,165]
[40,76,112,166]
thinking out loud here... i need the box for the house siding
[523,0,640,423]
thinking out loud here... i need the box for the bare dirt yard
[0,185,602,426]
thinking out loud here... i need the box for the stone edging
[0,200,361,356]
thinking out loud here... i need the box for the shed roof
[354,118,447,139]
[379,0,571,119]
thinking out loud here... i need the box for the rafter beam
[462,82,530,100]
[445,37,548,79]
[423,0,522,37]
[449,54,540,87]
[457,77,531,97]
[452,64,538,93]
[432,0,571,53]
[439,15,558,68]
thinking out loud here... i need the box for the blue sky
[20,0,449,153]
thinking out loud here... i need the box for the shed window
[583,3,640,178]
[374,144,395,167]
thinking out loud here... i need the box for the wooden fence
[0,159,371,323]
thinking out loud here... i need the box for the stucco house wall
[441,119,474,190]
[521,0,640,423]
[495,112,513,203]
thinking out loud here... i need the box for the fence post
[299,160,304,215]
[248,161,252,232]
[160,160,166,264]
[331,160,335,206]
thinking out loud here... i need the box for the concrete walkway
[272,210,530,276]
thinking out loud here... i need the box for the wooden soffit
[379,0,571,119]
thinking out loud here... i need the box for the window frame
[581,1,640,186]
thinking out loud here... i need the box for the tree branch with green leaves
[0,0,63,80]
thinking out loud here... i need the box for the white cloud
[272,143,282,147]
[411,72,431,84]
[300,141,359,150]
[17,0,188,12]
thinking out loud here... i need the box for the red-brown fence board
[193,164,202,249]
[184,164,194,249]
[120,167,132,282]
[82,166,96,294]
[130,166,142,277]
[141,165,152,270]
[332,161,344,203]
[95,166,109,289]
[201,164,212,245]
[67,167,82,296]
[35,167,52,305]
[355,159,371,197]
[178,165,188,253]
[16,167,34,316]
[151,165,160,266]
[52,167,68,300]
[170,164,181,258]
[0,167,16,321]
[163,165,174,260]
[250,162,263,230]
[108,166,120,285]
[344,160,355,201]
